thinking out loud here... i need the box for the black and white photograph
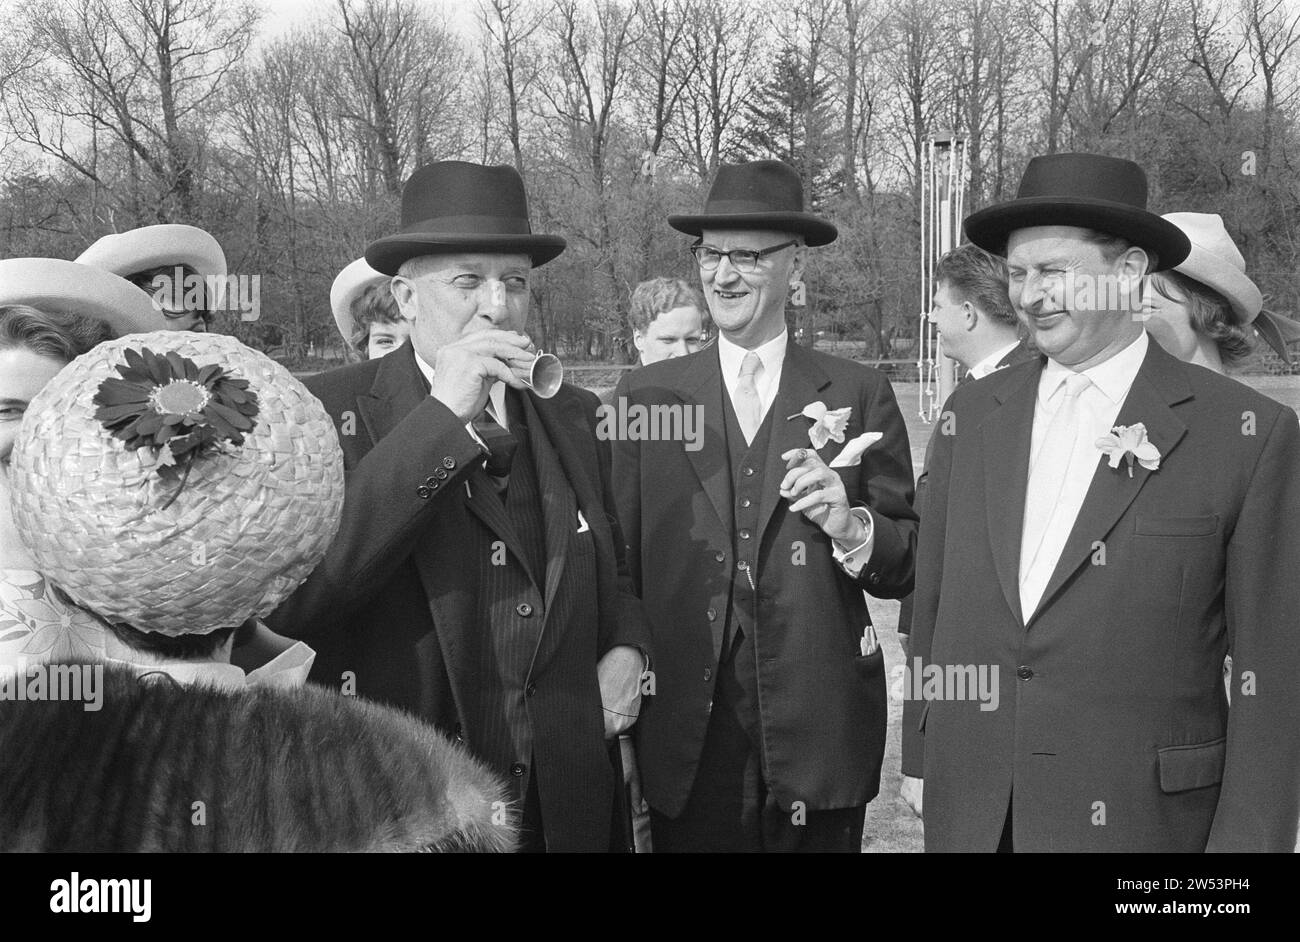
[0,0,1296,917]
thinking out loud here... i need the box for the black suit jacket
[898,341,1040,636]
[903,341,1300,851]
[612,341,918,816]
[268,342,648,852]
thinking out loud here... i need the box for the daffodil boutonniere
[1096,422,1161,477]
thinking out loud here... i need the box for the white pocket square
[576,510,590,533]
[829,432,883,468]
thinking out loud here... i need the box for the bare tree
[477,0,546,177]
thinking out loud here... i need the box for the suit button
[1017,666,1033,680]
[434,467,449,480]
[703,667,713,682]
[713,551,725,563]
[416,485,432,499]
[424,475,437,486]
[742,466,754,477]
[517,602,534,617]
[739,529,751,540]
[706,607,717,621]
[443,457,456,469]
[526,683,537,698]
[511,762,527,777]
[740,498,752,508]
[868,572,880,585]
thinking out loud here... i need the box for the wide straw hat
[365,161,566,275]
[965,153,1190,271]
[1161,211,1300,364]
[8,331,344,637]
[331,257,391,343]
[0,258,166,336]
[77,224,228,310]
[668,160,838,246]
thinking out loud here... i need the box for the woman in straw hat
[332,256,411,361]
[1146,212,1300,372]
[0,330,513,851]
[0,261,166,666]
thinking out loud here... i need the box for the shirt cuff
[831,507,875,577]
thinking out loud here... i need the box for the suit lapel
[756,342,831,541]
[981,360,1044,627]
[680,346,735,536]
[1029,342,1191,623]
[521,392,582,620]
[355,342,430,447]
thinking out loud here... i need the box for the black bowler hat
[964,153,1190,271]
[669,160,837,246]
[365,161,567,275]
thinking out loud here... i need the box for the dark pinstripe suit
[268,341,648,852]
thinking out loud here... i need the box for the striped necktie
[473,407,516,494]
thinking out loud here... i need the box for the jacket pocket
[1135,513,1219,538]
[1157,737,1226,793]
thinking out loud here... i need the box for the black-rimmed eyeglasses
[689,240,799,273]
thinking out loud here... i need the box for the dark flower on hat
[93,347,259,497]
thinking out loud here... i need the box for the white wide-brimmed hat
[77,224,227,309]
[8,331,345,637]
[1163,212,1300,362]
[0,258,166,336]
[330,257,391,343]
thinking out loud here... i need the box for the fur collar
[0,662,514,852]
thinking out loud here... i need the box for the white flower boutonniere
[1096,423,1161,477]
[789,401,852,449]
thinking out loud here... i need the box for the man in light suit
[612,160,918,852]
[902,153,1300,851]
[269,161,648,852]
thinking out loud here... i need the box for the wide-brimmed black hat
[964,153,1189,271]
[668,160,837,246]
[366,161,566,275]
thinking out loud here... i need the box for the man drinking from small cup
[268,160,650,853]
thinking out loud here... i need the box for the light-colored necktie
[735,351,763,444]
[1019,372,1093,618]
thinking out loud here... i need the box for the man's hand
[779,448,863,545]
[597,644,645,739]
[900,775,923,817]
[429,329,536,422]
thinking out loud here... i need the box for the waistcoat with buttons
[720,385,775,656]
[470,394,548,798]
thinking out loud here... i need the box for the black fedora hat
[964,153,1189,271]
[365,161,566,275]
[669,160,837,246]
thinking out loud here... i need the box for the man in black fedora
[902,152,1300,851]
[269,161,649,852]
[610,160,919,851]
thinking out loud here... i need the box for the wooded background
[1,0,1298,366]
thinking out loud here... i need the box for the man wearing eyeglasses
[610,160,918,852]
[77,224,224,332]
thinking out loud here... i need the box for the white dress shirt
[968,340,1023,380]
[716,328,788,424]
[1019,331,1149,617]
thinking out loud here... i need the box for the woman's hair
[108,623,237,660]
[629,277,709,333]
[348,281,404,356]
[1151,270,1253,364]
[0,304,112,362]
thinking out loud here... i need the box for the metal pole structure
[919,135,969,423]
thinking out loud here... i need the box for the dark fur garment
[0,662,515,852]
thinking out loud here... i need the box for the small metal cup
[523,350,563,398]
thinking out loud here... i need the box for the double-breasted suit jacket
[268,342,647,852]
[902,340,1300,851]
[612,340,918,817]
